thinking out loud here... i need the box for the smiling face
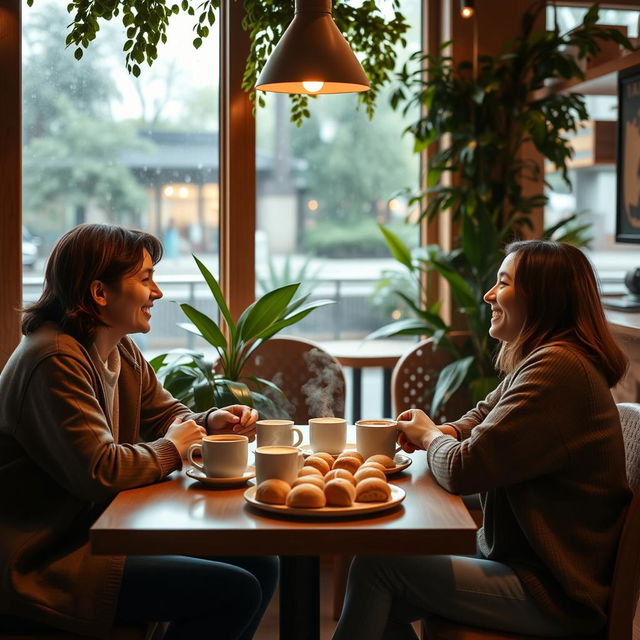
[483,252,526,343]
[97,249,163,338]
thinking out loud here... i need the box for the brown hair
[22,224,163,344]
[495,240,628,387]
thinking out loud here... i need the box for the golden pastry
[255,479,290,505]
[355,477,391,503]
[292,475,325,489]
[338,449,364,463]
[324,478,356,507]
[298,466,323,478]
[332,455,361,475]
[354,466,386,483]
[325,468,357,486]
[360,460,386,473]
[286,483,326,508]
[365,454,396,469]
[305,455,331,475]
[312,452,336,467]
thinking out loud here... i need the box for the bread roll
[292,475,325,489]
[338,449,364,463]
[360,460,386,473]
[324,478,356,507]
[305,455,331,475]
[255,479,290,505]
[355,477,391,503]
[298,466,323,478]
[325,468,356,486]
[332,455,361,475]
[354,466,386,483]
[312,452,336,467]
[286,483,326,508]
[365,454,396,469]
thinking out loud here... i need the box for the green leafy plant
[370,3,631,416]
[151,255,333,416]
[256,254,321,298]
[27,0,410,125]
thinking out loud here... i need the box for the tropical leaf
[179,305,228,350]
[238,283,299,341]
[365,318,435,341]
[431,356,474,416]
[378,224,413,270]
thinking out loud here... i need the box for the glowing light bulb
[461,6,474,18]
[302,81,324,93]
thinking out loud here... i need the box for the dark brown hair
[495,240,628,387]
[22,224,163,343]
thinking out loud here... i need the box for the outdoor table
[321,340,416,421]
[91,426,477,640]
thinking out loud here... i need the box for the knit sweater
[428,343,631,629]
[0,324,211,637]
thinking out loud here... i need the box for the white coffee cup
[308,417,347,454]
[255,446,304,485]
[256,419,303,448]
[356,419,401,461]
[187,434,248,478]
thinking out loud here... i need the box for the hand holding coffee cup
[309,417,347,455]
[355,419,401,462]
[187,434,248,478]
[165,416,207,458]
[256,420,303,448]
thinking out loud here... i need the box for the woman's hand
[208,405,258,441]
[396,409,444,452]
[165,417,207,458]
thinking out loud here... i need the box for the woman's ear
[90,280,108,308]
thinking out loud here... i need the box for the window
[22,0,220,353]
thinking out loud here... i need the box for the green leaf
[431,260,477,310]
[378,224,413,270]
[431,356,474,415]
[365,318,432,340]
[192,254,235,340]
[222,379,254,406]
[238,283,299,341]
[178,306,227,350]
[193,380,216,412]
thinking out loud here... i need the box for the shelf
[530,49,640,101]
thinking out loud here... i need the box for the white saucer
[186,466,256,487]
[385,453,413,476]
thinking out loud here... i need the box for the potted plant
[369,3,632,416]
[151,255,333,416]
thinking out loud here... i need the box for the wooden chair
[392,333,471,423]
[421,402,640,640]
[244,335,346,424]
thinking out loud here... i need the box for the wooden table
[91,428,477,640]
[321,340,416,420]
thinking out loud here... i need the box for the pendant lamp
[255,0,370,95]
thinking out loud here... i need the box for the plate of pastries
[244,450,406,517]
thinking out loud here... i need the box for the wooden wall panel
[219,0,255,323]
[0,1,21,371]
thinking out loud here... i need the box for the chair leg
[332,555,353,620]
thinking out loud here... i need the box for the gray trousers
[332,555,593,640]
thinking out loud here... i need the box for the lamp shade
[255,0,370,95]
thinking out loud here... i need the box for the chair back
[606,402,640,640]
[244,335,346,424]
[392,333,471,423]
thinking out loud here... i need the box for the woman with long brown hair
[0,224,277,639]
[334,240,631,639]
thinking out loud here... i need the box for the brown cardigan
[0,324,209,637]
[428,343,632,630]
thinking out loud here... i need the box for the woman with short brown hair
[0,224,277,639]
[334,240,630,639]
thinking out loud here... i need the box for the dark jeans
[116,555,279,640]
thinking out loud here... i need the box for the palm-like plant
[151,255,333,416]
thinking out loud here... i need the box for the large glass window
[22,0,220,354]
[544,6,640,292]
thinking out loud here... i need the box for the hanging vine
[27,0,410,125]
